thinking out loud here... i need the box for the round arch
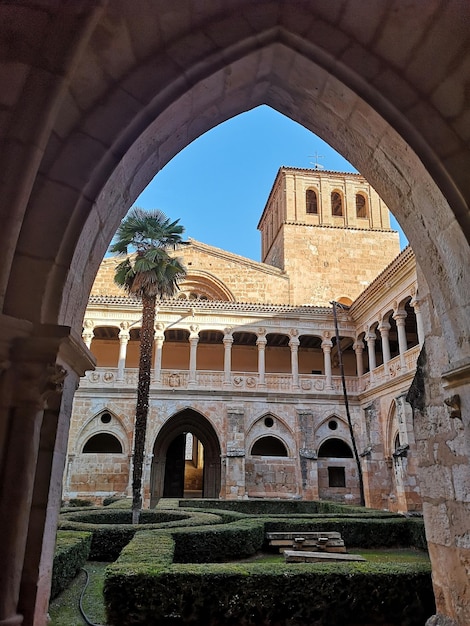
[150,408,221,502]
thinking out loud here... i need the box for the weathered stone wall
[281,224,400,306]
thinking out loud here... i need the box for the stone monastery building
[65,168,423,512]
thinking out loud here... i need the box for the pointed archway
[150,409,221,505]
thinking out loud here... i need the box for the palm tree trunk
[132,293,157,524]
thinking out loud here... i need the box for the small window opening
[100,412,112,424]
[328,466,346,487]
[83,433,122,453]
[328,419,338,431]
[356,194,368,218]
[306,189,318,214]
[264,416,274,428]
[251,436,288,457]
[318,438,353,458]
[331,191,343,216]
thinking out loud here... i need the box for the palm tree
[110,207,187,523]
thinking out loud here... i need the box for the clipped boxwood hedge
[58,509,225,561]
[104,529,434,626]
[263,516,427,550]
[178,498,399,517]
[172,518,265,563]
[51,530,92,599]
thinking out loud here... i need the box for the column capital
[289,336,299,348]
[366,329,376,342]
[353,339,364,352]
[393,309,407,322]
[378,321,391,334]
[321,338,332,351]
[189,324,199,339]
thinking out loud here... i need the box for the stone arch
[317,437,354,458]
[150,408,221,502]
[355,192,368,218]
[82,433,123,454]
[246,411,295,457]
[250,435,289,457]
[178,269,236,302]
[74,408,128,456]
[331,190,344,217]
[305,187,319,214]
[1,5,470,624]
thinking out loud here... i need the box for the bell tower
[257,167,400,306]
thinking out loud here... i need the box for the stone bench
[266,531,346,553]
[284,550,366,563]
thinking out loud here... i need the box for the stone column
[353,339,365,377]
[256,328,266,387]
[393,310,408,370]
[289,330,299,389]
[152,324,165,383]
[379,321,391,377]
[117,322,130,381]
[410,297,425,346]
[224,406,246,499]
[188,324,199,386]
[81,319,94,349]
[0,322,94,626]
[223,328,233,387]
[366,330,377,381]
[322,334,333,390]
[297,410,319,499]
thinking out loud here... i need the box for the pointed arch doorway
[150,409,221,505]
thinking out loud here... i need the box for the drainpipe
[331,301,366,507]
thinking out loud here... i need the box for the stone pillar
[256,328,266,387]
[81,319,94,350]
[188,324,199,386]
[410,297,425,347]
[322,334,333,390]
[224,406,246,499]
[117,322,130,381]
[366,330,377,381]
[152,324,165,383]
[223,328,233,386]
[394,310,408,370]
[289,330,299,389]
[353,339,365,377]
[0,321,94,626]
[379,321,391,377]
[297,410,319,499]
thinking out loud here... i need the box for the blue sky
[136,105,407,261]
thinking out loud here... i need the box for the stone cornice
[186,238,286,276]
[87,295,332,317]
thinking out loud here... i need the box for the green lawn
[231,547,429,565]
[49,562,108,626]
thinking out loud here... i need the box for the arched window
[331,191,343,216]
[356,193,368,218]
[251,436,288,457]
[318,438,353,458]
[306,189,318,214]
[83,433,123,453]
